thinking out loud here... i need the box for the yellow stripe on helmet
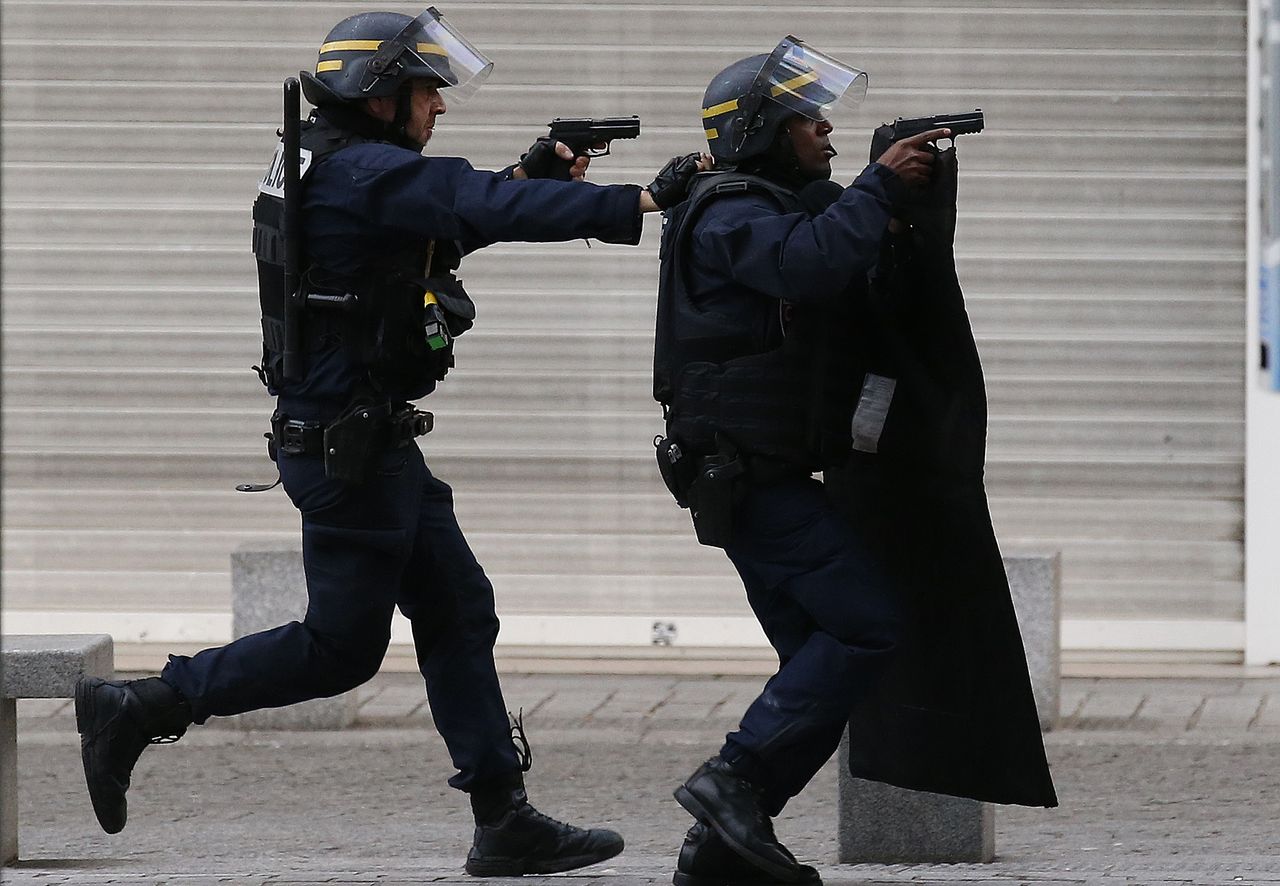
[701,98,739,119]
[316,60,343,73]
[320,39,383,53]
[319,40,446,56]
[770,70,820,98]
[705,128,719,140]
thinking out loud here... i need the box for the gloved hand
[517,137,587,181]
[647,152,710,210]
[518,137,560,179]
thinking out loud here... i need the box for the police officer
[74,8,703,875]
[652,38,950,884]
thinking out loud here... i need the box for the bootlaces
[518,802,577,836]
[508,709,532,772]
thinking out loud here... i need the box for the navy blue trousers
[720,476,902,815]
[163,445,520,791]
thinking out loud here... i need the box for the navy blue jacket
[281,141,642,418]
[684,164,894,338]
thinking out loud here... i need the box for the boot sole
[673,786,799,882]
[674,872,823,886]
[74,677,127,835]
[464,841,623,876]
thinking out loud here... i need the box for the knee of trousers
[816,594,905,657]
[799,628,901,695]
[304,622,391,692]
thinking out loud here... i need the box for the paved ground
[7,671,1280,885]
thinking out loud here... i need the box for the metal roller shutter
[1,0,1247,662]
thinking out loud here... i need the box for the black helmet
[701,36,867,164]
[301,6,492,107]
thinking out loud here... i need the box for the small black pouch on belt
[654,435,698,508]
[323,401,392,484]
[687,438,745,549]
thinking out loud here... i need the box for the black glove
[647,152,703,210]
[518,137,571,180]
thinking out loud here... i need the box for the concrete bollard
[2,633,114,863]
[837,552,1060,863]
[229,542,359,730]
[1005,552,1062,732]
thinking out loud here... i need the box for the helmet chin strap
[390,83,425,151]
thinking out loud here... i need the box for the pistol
[543,115,641,179]
[871,109,984,162]
[888,109,984,141]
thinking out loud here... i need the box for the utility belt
[270,402,433,484]
[653,433,809,549]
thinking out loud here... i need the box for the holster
[323,401,391,484]
[267,401,432,485]
[686,439,745,549]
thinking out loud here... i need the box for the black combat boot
[74,676,192,834]
[674,757,809,882]
[465,775,625,876]
[674,822,821,886]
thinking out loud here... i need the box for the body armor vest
[653,172,864,469]
[251,114,475,398]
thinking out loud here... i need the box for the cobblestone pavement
[6,672,1280,885]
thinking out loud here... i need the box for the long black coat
[823,150,1058,808]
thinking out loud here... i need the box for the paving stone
[1073,693,1143,724]
[502,688,556,714]
[356,687,427,722]
[1133,694,1205,730]
[590,688,673,719]
[647,701,727,721]
[526,688,613,720]
[1192,695,1265,730]
[357,704,428,723]
[1253,695,1280,729]
[1059,688,1088,720]
[665,680,738,704]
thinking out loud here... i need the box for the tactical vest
[653,172,864,470]
[251,115,475,399]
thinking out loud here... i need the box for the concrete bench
[1,634,114,864]
[837,552,1061,863]
[230,542,358,729]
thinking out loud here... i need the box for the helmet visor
[757,36,867,120]
[357,6,494,101]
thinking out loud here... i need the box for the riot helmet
[701,36,867,165]
[301,7,493,108]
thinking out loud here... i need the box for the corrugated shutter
[1,1,1246,657]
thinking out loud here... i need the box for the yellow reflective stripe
[705,128,719,140]
[320,39,382,53]
[770,70,820,98]
[319,39,446,55]
[316,60,343,73]
[701,98,739,119]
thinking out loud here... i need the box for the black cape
[823,150,1058,808]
